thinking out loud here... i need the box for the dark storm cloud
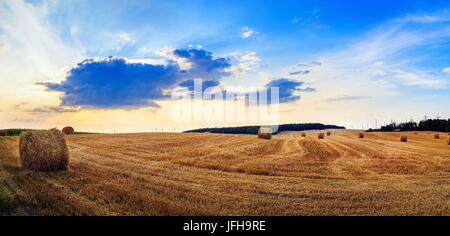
[37,49,231,109]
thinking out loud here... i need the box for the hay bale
[62,126,75,135]
[300,132,306,137]
[258,128,272,140]
[400,135,407,142]
[0,130,6,136]
[447,137,450,145]
[20,129,69,171]
[434,134,439,139]
[326,131,331,136]
[395,129,401,132]
[359,133,364,138]
[318,133,325,139]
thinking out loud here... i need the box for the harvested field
[0,130,449,216]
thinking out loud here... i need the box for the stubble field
[0,130,449,215]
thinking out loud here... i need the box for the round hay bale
[359,133,364,138]
[20,129,69,171]
[258,128,272,140]
[434,134,439,139]
[400,135,407,142]
[318,133,325,139]
[0,130,6,136]
[326,131,331,136]
[62,126,75,135]
[300,132,306,137]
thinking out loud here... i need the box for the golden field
[0,130,449,215]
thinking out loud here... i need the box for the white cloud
[291,16,300,23]
[110,32,136,51]
[241,26,259,38]
[225,51,261,77]
[443,67,450,73]
[0,0,84,122]
[318,12,450,89]
[396,12,450,24]
[0,37,10,52]
[155,46,192,70]
[0,0,82,82]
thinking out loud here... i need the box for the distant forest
[184,123,345,135]
[0,129,96,136]
[368,119,450,132]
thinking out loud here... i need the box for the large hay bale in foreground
[62,126,75,135]
[20,129,69,171]
[258,128,272,140]
[359,133,364,138]
[434,134,439,139]
[318,133,325,139]
[300,132,306,137]
[326,131,331,136]
[0,130,6,136]
[400,135,407,142]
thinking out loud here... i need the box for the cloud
[323,96,372,103]
[37,58,181,109]
[290,70,310,75]
[318,11,450,89]
[178,80,220,92]
[226,51,261,77]
[291,11,328,29]
[0,0,81,80]
[310,23,328,29]
[111,32,136,51]
[297,62,322,67]
[299,87,316,92]
[14,102,29,109]
[291,16,300,23]
[264,78,313,103]
[0,37,10,52]
[12,118,38,123]
[172,48,231,81]
[241,26,259,38]
[37,48,232,109]
[396,12,450,24]
[443,67,450,73]
[24,106,81,113]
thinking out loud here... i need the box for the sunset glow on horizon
[1,0,449,133]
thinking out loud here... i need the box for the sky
[0,0,449,132]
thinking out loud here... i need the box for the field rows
[0,130,449,215]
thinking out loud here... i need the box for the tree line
[369,119,450,132]
[184,123,345,135]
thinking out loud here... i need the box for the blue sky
[0,0,449,132]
